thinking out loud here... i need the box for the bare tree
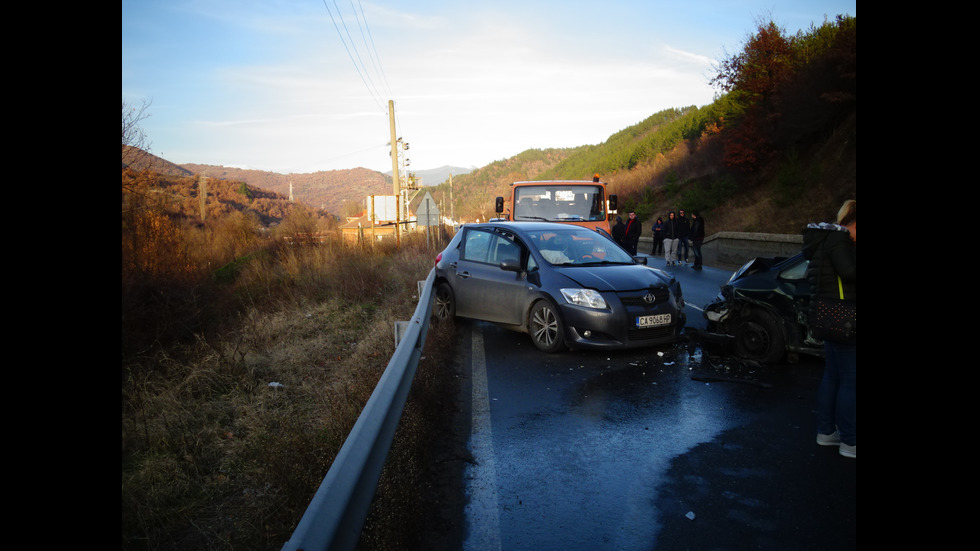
[122,98,152,169]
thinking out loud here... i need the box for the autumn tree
[711,16,855,172]
[274,205,321,247]
[122,98,153,170]
[712,20,793,171]
[713,21,793,112]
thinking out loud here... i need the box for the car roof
[464,221,597,233]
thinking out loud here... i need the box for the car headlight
[560,288,607,309]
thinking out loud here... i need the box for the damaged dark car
[433,221,686,352]
[700,252,824,365]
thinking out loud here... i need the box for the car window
[489,233,521,265]
[462,229,525,268]
[526,252,538,272]
[462,229,492,263]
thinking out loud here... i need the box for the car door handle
[458,271,471,279]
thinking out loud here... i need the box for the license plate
[636,313,671,328]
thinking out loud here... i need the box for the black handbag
[810,275,856,343]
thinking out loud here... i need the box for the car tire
[434,282,456,322]
[734,308,785,364]
[529,300,566,353]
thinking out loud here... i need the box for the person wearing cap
[623,211,641,255]
[611,215,625,246]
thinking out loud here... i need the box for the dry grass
[122,226,459,550]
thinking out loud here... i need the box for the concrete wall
[639,232,803,271]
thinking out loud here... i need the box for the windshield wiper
[577,260,632,266]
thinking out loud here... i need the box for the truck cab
[494,176,618,234]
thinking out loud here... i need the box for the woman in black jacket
[802,200,856,458]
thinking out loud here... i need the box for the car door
[453,228,528,325]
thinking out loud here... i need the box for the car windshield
[527,227,635,265]
[513,185,605,222]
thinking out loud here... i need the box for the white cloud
[123,0,854,173]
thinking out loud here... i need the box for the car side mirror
[608,194,617,211]
[495,196,504,214]
[500,259,522,273]
[633,255,647,265]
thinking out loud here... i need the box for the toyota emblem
[643,292,656,304]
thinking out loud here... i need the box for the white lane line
[463,325,502,551]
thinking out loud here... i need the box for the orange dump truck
[494,176,618,234]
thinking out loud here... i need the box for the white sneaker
[839,443,856,458]
[816,431,840,446]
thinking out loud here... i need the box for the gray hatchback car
[433,221,686,352]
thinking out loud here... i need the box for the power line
[352,0,393,100]
[319,0,406,172]
[320,0,389,111]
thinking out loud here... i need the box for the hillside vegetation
[426,16,855,235]
[121,15,854,551]
[180,164,390,218]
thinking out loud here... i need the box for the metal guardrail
[281,267,437,551]
[638,232,804,271]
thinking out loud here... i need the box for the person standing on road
[651,217,665,255]
[676,209,691,263]
[662,211,680,266]
[690,211,705,270]
[802,199,856,459]
[623,210,641,255]
[612,215,625,247]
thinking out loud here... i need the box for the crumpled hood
[554,264,670,291]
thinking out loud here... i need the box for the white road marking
[463,325,502,551]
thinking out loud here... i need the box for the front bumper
[557,290,687,350]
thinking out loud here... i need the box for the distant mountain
[123,145,474,217]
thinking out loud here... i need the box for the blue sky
[121,1,856,175]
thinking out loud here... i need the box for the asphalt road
[453,259,856,551]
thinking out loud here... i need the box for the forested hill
[180,164,389,218]
[423,16,856,235]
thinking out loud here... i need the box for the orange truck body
[494,179,618,234]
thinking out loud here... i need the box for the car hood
[555,264,670,291]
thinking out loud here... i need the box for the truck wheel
[529,300,565,353]
[734,308,785,365]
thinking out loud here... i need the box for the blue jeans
[678,237,689,261]
[816,340,856,446]
[692,239,703,267]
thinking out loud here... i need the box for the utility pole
[388,99,400,244]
